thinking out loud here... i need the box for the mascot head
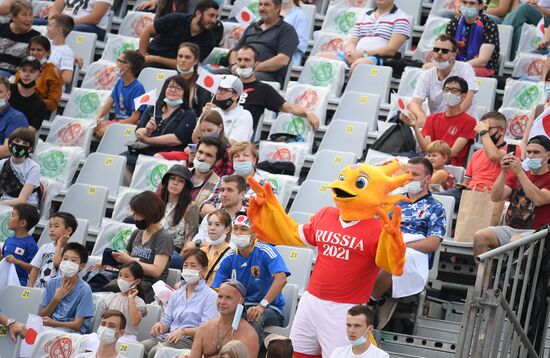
[327,160,411,221]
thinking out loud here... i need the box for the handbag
[125,140,151,155]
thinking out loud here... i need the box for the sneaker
[376,298,397,330]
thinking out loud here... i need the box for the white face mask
[232,233,251,249]
[209,233,227,246]
[97,326,117,345]
[177,65,195,75]
[181,268,201,284]
[443,91,462,107]
[405,180,424,195]
[432,58,451,71]
[117,278,135,293]
[193,158,213,173]
[59,260,79,277]
[236,66,254,79]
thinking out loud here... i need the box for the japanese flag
[19,314,44,357]
[14,247,25,255]
[133,89,157,111]
[236,6,256,27]
[537,17,546,39]
[197,67,221,94]
[531,106,550,138]
[397,97,408,111]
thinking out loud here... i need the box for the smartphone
[507,144,517,155]
[188,144,197,152]
[101,248,119,267]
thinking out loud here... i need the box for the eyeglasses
[167,85,184,92]
[442,87,462,94]
[433,47,452,54]
[116,58,127,64]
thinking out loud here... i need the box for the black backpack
[370,111,417,156]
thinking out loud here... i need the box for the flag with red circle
[19,314,43,357]
[537,17,546,39]
[531,106,550,138]
[197,67,221,94]
[133,89,157,111]
[236,6,256,27]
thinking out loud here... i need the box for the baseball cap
[222,279,247,297]
[219,75,243,94]
[232,211,252,228]
[20,56,41,71]
[528,135,550,151]
[264,333,289,348]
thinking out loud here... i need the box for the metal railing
[455,228,549,358]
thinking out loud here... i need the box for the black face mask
[135,219,148,230]
[19,79,36,89]
[9,143,29,158]
[213,97,234,110]
[490,132,501,145]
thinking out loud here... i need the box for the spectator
[280,0,309,65]
[521,96,550,157]
[0,77,27,158]
[0,0,39,77]
[95,50,146,139]
[138,0,219,68]
[198,209,232,286]
[426,140,456,190]
[202,75,253,144]
[14,36,63,113]
[212,211,289,345]
[505,0,550,58]
[473,135,550,256]
[189,279,259,358]
[75,310,128,358]
[484,0,514,24]
[39,242,94,333]
[142,249,218,357]
[235,45,320,130]
[174,42,211,117]
[101,262,147,342]
[264,334,293,358]
[445,0,500,77]
[401,35,478,127]
[45,0,113,41]
[111,191,173,303]
[220,340,249,358]
[136,0,199,18]
[330,305,389,358]
[46,14,75,86]
[28,212,77,288]
[439,111,514,209]
[369,158,446,329]
[124,75,196,166]
[406,76,476,167]
[9,56,49,132]
[317,0,411,73]
[0,203,39,285]
[0,313,26,343]
[228,0,299,86]
[0,128,40,207]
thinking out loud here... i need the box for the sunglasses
[433,47,452,54]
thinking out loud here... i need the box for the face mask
[181,268,201,284]
[432,58,450,71]
[523,158,543,171]
[545,85,550,99]
[177,65,195,75]
[202,130,220,139]
[232,233,251,249]
[213,97,234,110]
[163,97,183,107]
[209,233,226,246]
[115,67,123,76]
[460,5,478,19]
[405,180,424,195]
[233,161,253,176]
[443,92,462,107]
[97,326,117,345]
[39,57,47,65]
[135,219,147,230]
[0,99,5,107]
[193,158,213,173]
[59,260,79,277]
[9,143,29,158]
[19,79,36,89]
[236,67,254,78]
[345,328,369,347]
[117,278,135,293]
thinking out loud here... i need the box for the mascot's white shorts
[290,291,355,358]
[391,246,429,299]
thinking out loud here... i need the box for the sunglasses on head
[433,47,452,54]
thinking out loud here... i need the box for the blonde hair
[427,140,451,160]
[219,340,249,358]
[229,142,259,164]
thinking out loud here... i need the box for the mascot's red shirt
[298,206,381,304]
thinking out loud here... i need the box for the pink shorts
[290,291,355,358]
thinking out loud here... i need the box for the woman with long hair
[174,42,211,117]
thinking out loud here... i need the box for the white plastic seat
[45,116,96,155]
[444,165,465,184]
[497,24,513,62]
[332,91,380,136]
[298,57,346,98]
[167,268,182,287]
[0,335,20,358]
[433,194,455,238]
[397,67,424,98]
[91,219,137,256]
[412,16,450,63]
[111,187,143,221]
[0,204,13,244]
[32,0,51,18]
[498,107,531,141]
[37,218,89,247]
[59,184,109,228]
[0,285,43,322]
[118,11,155,37]
[97,123,137,155]
[474,77,497,113]
[317,119,368,158]
[66,31,97,71]
[394,0,422,26]
[306,150,356,182]
[289,211,312,225]
[289,179,334,214]
[284,83,329,126]
[137,67,178,94]
[275,246,314,295]
[228,0,259,18]
[75,153,127,197]
[137,304,162,341]
[320,5,365,35]
[517,23,542,58]
[268,113,315,152]
[81,60,119,91]
[258,141,309,177]
[221,22,246,50]
[117,342,145,357]
[310,31,345,57]
[264,284,299,337]
[501,79,545,111]
[511,52,545,79]
[100,34,140,63]
[346,64,393,104]
[62,88,111,119]
[130,155,180,192]
[203,47,230,66]
[256,171,299,209]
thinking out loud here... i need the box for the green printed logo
[116,42,136,58]
[79,92,101,116]
[312,62,333,85]
[214,52,228,65]
[531,36,543,48]
[516,85,540,109]
[283,116,308,136]
[337,11,356,34]
[268,179,280,193]
[433,23,448,37]
[411,78,417,90]
[147,164,168,190]
[247,2,259,16]
[109,228,134,251]
[0,212,13,242]
[39,150,67,178]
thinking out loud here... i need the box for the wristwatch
[479,129,489,137]
[194,239,202,248]
[5,318,15,328]
[260,299,269,308]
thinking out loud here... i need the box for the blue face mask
[523,158,543,171]
[0,99,6,107]
[545,86,550,99]
[345,328,369,347]
[233,161,253,176]
[163,97,183,107]
[460,5,478,19]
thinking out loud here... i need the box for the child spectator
[0,203,39,285]
[0,128,41,207]
[39,242,94,334]
[94,50,146,139]
[15,35,63,113]
[28,212,77,288]
[427,140,456,190]
[47,14,75,86]
[101,262,147,342]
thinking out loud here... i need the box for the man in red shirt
[473,135,550,256]
[405,76,476,167]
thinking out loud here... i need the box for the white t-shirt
[412,61,478,115]
[0,157,41,206]
[49,44,75,72]
[62,0,113,31]
[222,105,253,142]
[330,344,389,358]
[30,243,57,288]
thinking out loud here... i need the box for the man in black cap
[473,135,550,256]
[9,56,48,132]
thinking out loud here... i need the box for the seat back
[0,204,13,244]
[346,64,393,104]
[112,187,143,221]
[306,150,356,182]
[167,268,182,287]
[81,60,119,91]
[91,219,137,256]
[289,179,333,214]
[228,0,259,18]
[333,91,380,133]
[0,335,20,358]
[317,119,368,157]
[137,304,162,341]
[59,184,108,228]
[501,79,545,111]
[37,218,89,247]
[117,342,145,357]
[276,246,314,294]
[413,16,450,63]
[320,5,364,35]
[221,22,246,50]
[137,67,178,94]
[100,34,140,63]
[289,211,312,225]
[203,47,230,66]
[444,165,465,184]
[498,107,531,141]
[284,83,329,126]
[433,194,455,237]
[62,88,111,119]
[302,4,316,39]
[310,31,345,57]
[130,155,180,191]
[517,23,542,58]
[34,142,85,188]
[97,123,137,155]
[264,284,299,337]
[511,52,545,79]
[76,153,127,196]
[497,24,513,61]
[66,31,97,71]
[397,67,424,98]
[45,116,96,156]
[32,0,50,18]
[474,77,497,112]
[298,57,345,98]
[119,11,155,37]
[258,141,309,177]
[268,113,315,153]
[257,171,299,209]
[0,286,43,321]
[394,0,422,25]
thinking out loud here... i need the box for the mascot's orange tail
[247,177,304,247]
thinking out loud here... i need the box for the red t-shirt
[504,170,550,230]
[421,112,476,167]
[299,207,381,304]
[466,144,522,191]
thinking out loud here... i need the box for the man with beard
[138,0,219,69]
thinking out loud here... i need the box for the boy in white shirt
[47,14,75,85]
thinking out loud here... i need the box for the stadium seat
[118,11,155,37]
[45,116,97,156]
[332,91,380,137]
[37,218,89,247]
[298,57,346,98]
[0,286,43,322]
[320,5,365,36]
[393,0,422,26]
[501,79,545,111]
[30,329,89,356]
[32,1,50,19]
[91,219,136,256]
[117,342,145,357]
[33,143,85,188]
[289,211,312,225]
[317,119,368,158]
[276,246,314,295]
[130,155,180,192]
[310,31,346,57]
[411,16,450,63]
[137,67,178,94]
[66,31,97,72]
[364,149,395,166]
[203,47,230,66]
[346,64,393,105]
[167,268,182,287]
[289,179,334,214]
[228,0,258,18]
[137,304,162,341]
[512,52,544,79]
[268,113,315,153]
[498,107,531,142]
[0,335,21,358]
[284,83,330,126]
[221,22,245,50]
[111,187,143,222]
[397,67,424,98]
[75,153,127,198]
[444,165,465,184]
[474,77,497,113]
[59,184,109,228]
[517,23,542,57]
[96,123,137,155]
[306,149,356,182]
[62,88,111,119]
[302,4,316,39]
[264,284,299,337]
[433,194,455,238]
[497,24,513,62]
[258,141,308,177]
[256,171,299,209]
[100,34,140,64]
[81,60,119,91]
